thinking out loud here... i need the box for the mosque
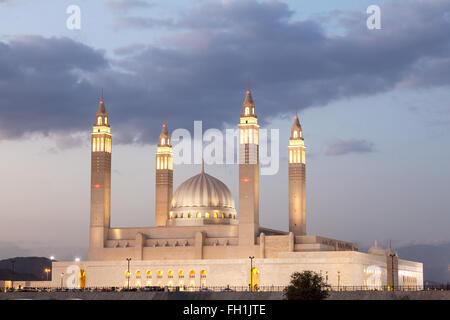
[51,88,423,290]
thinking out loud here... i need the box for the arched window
[97,117,102,125]
[178,270,184,278]
[105,117,108,125]
[245,107,249,115]
[136,270,141,278]
[161,138,165,145]
[168,270,174,279]
[197,212,201,218]
[214,212,218,219]
[188,212,192,218]
[293,130,298,138]
[157,270,163,278]
[221,213,225,219]
[189,270,195,278]
[205,212,210,218]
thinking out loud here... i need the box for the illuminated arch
[78,269,86,289]
[97,116,102,125]
[200,269,207,288]
[249,267,259,292]
[135,270,142,287]
[245,107,249,115]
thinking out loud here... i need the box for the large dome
[168,170,237,225]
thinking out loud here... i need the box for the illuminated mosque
[51,88,423,290]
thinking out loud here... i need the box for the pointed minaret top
[242,81,256,117]
[290,109,303,140]
[158,122,170,147]
[97,89,107,116]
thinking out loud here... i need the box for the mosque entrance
[78,269,86,289]
[249,267,259,291]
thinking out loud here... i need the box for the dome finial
[202,158,205,173]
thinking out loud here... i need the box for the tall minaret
[288,111,306,235]
[89,93,112,257]
[155,123,173,227]
[238,87,260,245]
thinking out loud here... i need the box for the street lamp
[126,258,132,290]
[389,253,396,291]
[337,271,341,291]
[249,256,254,292]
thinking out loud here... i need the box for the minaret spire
[155,122,173,227]
[289,109,306,235]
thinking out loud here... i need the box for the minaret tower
[89,93,112,257]
[238,86,260,245]
[155,123,173,227]
[288,111,306,235]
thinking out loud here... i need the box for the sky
[0,0,449,260]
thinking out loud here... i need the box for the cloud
[325,138,375,156]
[0,0,450,144]
[113,43,146,56]
[104,0,153,13]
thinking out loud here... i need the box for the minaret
[155,123,173,227]
[89,93,112,258]
[238,87,260,245]
[288,111,306,235]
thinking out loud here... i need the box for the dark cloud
[326,138,375,156]
[0,0,450,143]
[0,36,108,139]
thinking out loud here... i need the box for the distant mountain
[0,257,52,281]
[396,242,450,284]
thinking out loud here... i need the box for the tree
[283,271,330,300]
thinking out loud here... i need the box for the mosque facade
[51,89,423,290]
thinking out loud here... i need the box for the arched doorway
[178,270,185,290]
[200,270,207,288]
[189,270,196,291]
[249,267,259,292]
[78,269,86,289]
[146,270,152,286]
[135,270,142,288]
